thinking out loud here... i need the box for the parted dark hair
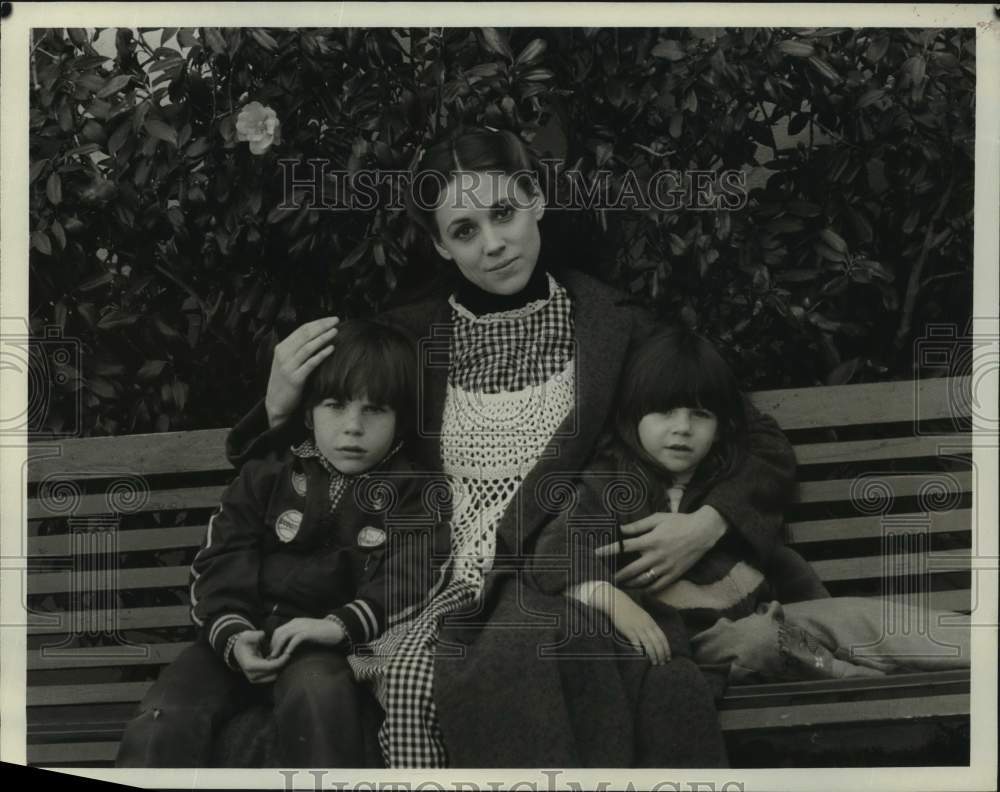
[612,326,749,487]
[406,127,543,240]
[303,319,417,442]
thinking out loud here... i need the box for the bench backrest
[23,376,973,764]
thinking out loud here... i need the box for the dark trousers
[116,641,374,767]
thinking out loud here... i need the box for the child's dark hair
[406,127,543,240]
[613,326,749,487]
[303,319,417,443]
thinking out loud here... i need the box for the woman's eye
[363,404,388,414]
[453,224,475,241]
[693,409,716,419]
[323,400,345,410]
[494,204,513,221]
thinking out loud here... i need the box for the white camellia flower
[235,101,281,155]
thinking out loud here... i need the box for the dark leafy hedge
[28,27,974,437]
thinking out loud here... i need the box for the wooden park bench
[24,376,974,767]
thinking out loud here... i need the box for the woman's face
[432,171,544,295]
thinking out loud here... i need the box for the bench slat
[28,566,190,595]
[28,642,192,671]
[28,682,154,707]
[718,692,969,731]
[28,606,192,635]
[29,526,207,557]
[27,505,975,557]
[28,471,973,517]
[794,435,971,466]
[721,669,969,700]
[28,486,225,519]
[27,741,120,765]
[811,548,970,582]
[28,429,232,482]
[749,376,969,430]
[796,471,971,504]
[786,509,971,544]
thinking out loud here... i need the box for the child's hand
[599,588,672,665]
[267,617,346,661]
[232,630,288,684]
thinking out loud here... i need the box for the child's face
[637,407,719,480]
[309,395,397,475]
[432,171,544,296]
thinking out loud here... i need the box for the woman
[228,128,796,767]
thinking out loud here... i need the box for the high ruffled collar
[452,261,550,317]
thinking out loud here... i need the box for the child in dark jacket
[543,327,969,687]
[117,320,444,767]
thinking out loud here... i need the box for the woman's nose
[672,410,692,433]
[481,223,505,255]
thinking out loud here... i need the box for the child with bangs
[117,319,441,768]
[544,325,971,689]
[545,325,781,670]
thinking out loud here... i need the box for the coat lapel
[495,271,636,556]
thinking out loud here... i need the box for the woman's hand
[232,630,287,684]
[265,317,340,427]
[595,506,727,593]
[267,617,346,662]
[592,586,671,665]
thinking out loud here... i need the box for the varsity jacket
[189,443,446,667]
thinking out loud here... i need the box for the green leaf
[519,68,555,83]
[651,40,685,61]
[856,259,894,283]
[787,113,811,136]
[137,360,168,381]
[814,241,846,263]
[203,27,227,55]
[777,40,815,58]
[31,231,52,256]
[866,35,890,63]
[251,28,279,51]
[50,220,66,251]
[807,55,841,84]
[97,310,140,329]
[46,172,62,205]
[96,74,132,99]
[480,28,513,60]
[856,88,886,110]
[87,377,118,399]
[340,239,369,270]
[185,137,210,159]
[145,119,178,146]
[171,380,189,412]
[78,72,106,93]
[109,121,131,155]
[67,28,90,48]
[515,38,547,68]
[826,357,859,386]
[178,28,199,48]
[29,159,49,183]
[819,228,848,254]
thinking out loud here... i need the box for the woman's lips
[487,256,518,273]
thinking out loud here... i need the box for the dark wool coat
[227,268,797,767]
